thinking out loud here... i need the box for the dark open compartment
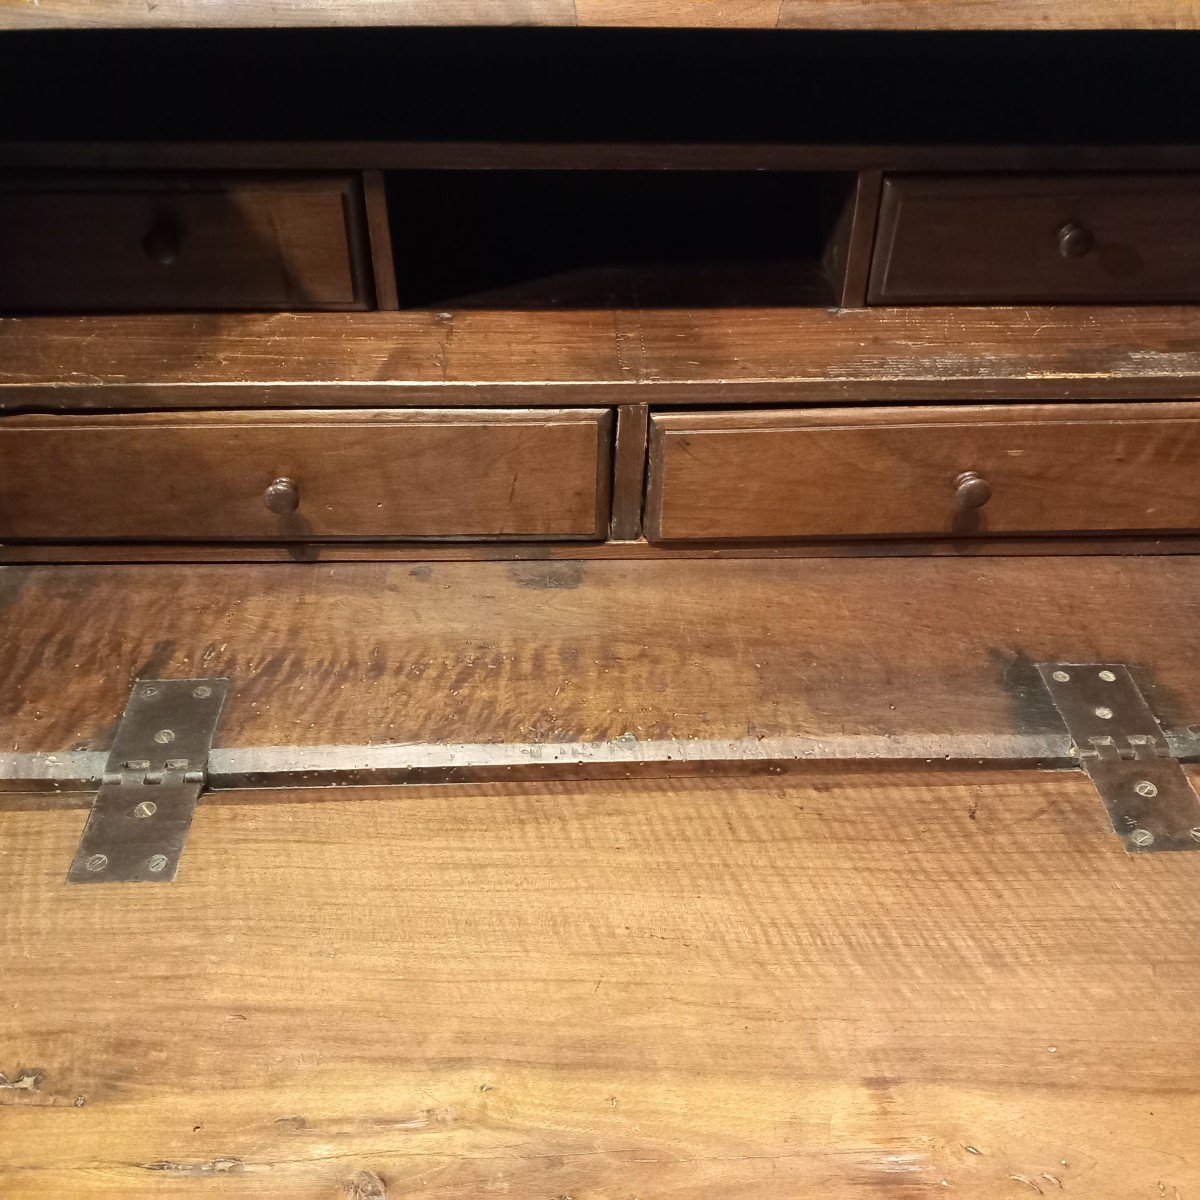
[387,170,851,309]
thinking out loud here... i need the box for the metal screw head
[154,729,175,744]
[1131,828,1155,847]
[1094,706,1114,720]
[147,854,169,873]
[1098,669,1117,682]
[141,685,159,698]
[1134,780,1159,798]
[1052,670,1071,683]
[133,800,158,819]
[85,853,108,872]
[193,685,212,699]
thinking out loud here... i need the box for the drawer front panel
[0,409,612,541]
[0,174,371,312]
[869,173,1200,304]
[646,404,1200,542]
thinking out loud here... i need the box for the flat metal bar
[1039,663,1200,852]
[0,729,1169,794]
[67,679,227,883]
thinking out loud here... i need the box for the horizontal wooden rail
[5,307,1200,408]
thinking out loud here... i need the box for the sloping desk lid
[4,554,1200,789]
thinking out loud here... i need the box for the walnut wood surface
[7,143,1200,173]
[0,173,372,313]
[0,409,612,541]
[6,307,1200,407]
[4,556,1200,757]
[646,403,1200,541]
[608,402,649,540]
[3,770,1200,1198]
[362,170,399,311]
[0,0,1193,27]
[871,173,1200,305]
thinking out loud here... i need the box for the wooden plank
[827,169,883,308]
[6,306,1200,408]
[362,171,400,310]
[573,0,782,26]
[4,557,1200,759]
[609,402,649,540]
[779,0,1200,27]
[6,142,1200,173]
[1,0,1197,27]
[0,0,578,27]
[4,770,1200,1197]
[9,533,1200,565]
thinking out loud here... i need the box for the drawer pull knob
[142,222,181,266]
[1057,222,1095,259]
[263,478,300,515]
[954,471,992,510]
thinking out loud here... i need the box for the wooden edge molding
[0,0,1196,30]
[5,142,1200,173]
[5,307,1200,406]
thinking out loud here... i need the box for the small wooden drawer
[869,173,1200,304]
[0,409,612,541]
[646,404,1200,542]
[0,173,374,312]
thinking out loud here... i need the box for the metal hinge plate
[67,678,228,884]
[1039,663,1200,852]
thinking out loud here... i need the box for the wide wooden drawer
[0,173,373,312]
[0,409,612,541]
[646,404,1200,542]
[869,173,1200,304]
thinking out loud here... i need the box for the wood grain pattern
[8,533,1200,565]
[778,0,1200,27]
[362,171,399,311]
[1,0,1196,27]
[646,403,1200,541]
[0,408,612,542]
[608,402,649,540]
[572,0,782,25]
[0,174,373,313]
[5,556,1200,758]
[4,771,1200,1197]
[870,173,1200,304]
[828,169,883,308]
[7,306,1200,407]
[0,0,576,27]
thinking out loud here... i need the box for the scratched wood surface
[3,770,1200,1198]
[4,557,1200,757]
[5,307,1200,408]
[0,0,1194,27]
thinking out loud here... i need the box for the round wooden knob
[1057,222,1094,259]
[263,478,300,515]
[955,471,992,510]
[142,222,180,266]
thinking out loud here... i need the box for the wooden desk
[2,21,1200,1200]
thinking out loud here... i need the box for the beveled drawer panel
[646,404,1200,542]
[0,409,612,541]
[869,173,1200,304]
[0,173,373,312]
